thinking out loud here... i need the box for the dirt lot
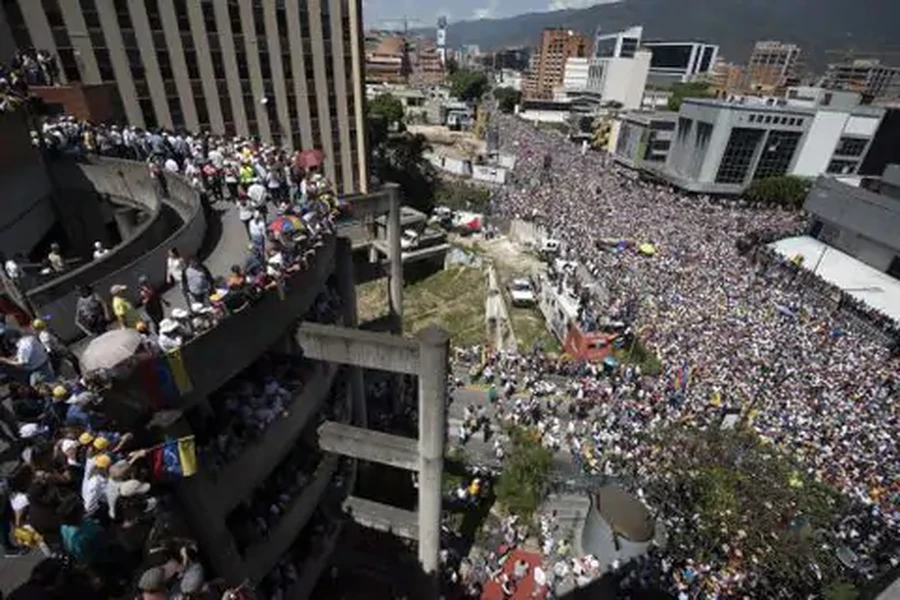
[457,236,560,353]
[357,266,487,346]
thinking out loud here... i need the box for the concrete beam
[371,241,451,264]
[318,421,419,471]
[296,322,420,374]
[345,188,392,219]
[343,496,419,541]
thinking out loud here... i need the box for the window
[796,119,804,127]
[822,92,833,106]
[236,52,249,79]
[753,130,801,180]
[185,50,200,79]
[57,49,81,82]
[834,136,868,157]
[715,127,764,185]
[79,0,101,29]
[748,114,756,123]
[139,98,158,128]
[173,0,190,31]
[145,0,163,30]
[827,159,858,175]
[202,3,217,33]
[763,115,772,124]
[157,50,174,79]
[95,48,115,81]
[211,51,226,79]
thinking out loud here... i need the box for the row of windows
[747,113,805,127]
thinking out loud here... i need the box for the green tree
[369,129,437,214]
[636,426,851,597]
[493,87,521,114]
[495,427,553,522]
[367,93,405,127]
[667,81,714,111]
[434,180,491,212]
[449,69,489,102]
[744,175,812,209]
[445,57,459,76]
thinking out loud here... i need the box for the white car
[400,229,420,250]
[508,278,536,307]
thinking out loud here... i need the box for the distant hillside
[419,0,900,72]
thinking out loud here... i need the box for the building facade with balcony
[1,0,368,193]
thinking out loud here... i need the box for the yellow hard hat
[78,432,95,445]
[52,386,68,399]
[31,319,46,330]
[93,437,109,451]
[93,454,111,469]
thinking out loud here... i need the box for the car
[539,238,561,259]
[508,278,536,307]
[400,229,420,250]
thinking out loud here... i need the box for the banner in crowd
[151,436,198,481]
[137,348,194,409]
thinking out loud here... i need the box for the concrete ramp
[318,421,419,471]
[343,496,419,540]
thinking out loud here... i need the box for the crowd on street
[446,114,900,599]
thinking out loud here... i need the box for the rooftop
[769,236,900,323]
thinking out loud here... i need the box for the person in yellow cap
[93,437,109,451]
[83,453,111,517]
[78,431,95,446]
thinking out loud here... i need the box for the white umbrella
[80,328,144,373]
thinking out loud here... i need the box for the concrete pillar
[335,237,367,428]
[416,325,449,596]
[113,207,139,240]
[387,184,403,322]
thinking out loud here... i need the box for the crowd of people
[452,114,900,598]
[0,86,349,597]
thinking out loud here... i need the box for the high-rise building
[526,28,591,99]
[593,25,643,59]
[436,15,447,66]
[821,59,900,101]
[642,40,719,85]
[708,58,749,96]
[747,40,802,92]
[1,0,368,193]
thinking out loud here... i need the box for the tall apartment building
[1,0,368,193]
[821,59,900,101]
[526,28,591,99]
[709,58,748,96]
[747,40,801,92]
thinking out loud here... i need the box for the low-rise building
[821,59,900,101]
[612,110,678,169]
[805,168,900,278]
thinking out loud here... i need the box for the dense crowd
[453,115,900,598]
[0,100,349,598]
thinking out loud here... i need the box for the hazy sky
[362,0,621,29]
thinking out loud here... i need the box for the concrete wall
[175,236,336,404]
[426,153,472,176]
[792,110,848,177]
[28,157,206,341]
[0,111,56,257]
[472,165,507,185]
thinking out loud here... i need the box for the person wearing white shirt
[208,147,224,170]
[248,212,267,250]
[81,454,110,517]
[92,241,109,260]
[158,319,184,352]
[164,157,179,173]
[0,331,53,385]
[4,255,21,282]
[247,181,267,207]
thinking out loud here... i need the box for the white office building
[642,40,719,85]
[657,96,885,194]
[593,25,643,59]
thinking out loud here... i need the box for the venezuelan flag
[165,348,193,395]
[158,436,199,479]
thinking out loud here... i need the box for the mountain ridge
[416,0,900,72]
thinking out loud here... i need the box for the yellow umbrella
[639,243,656,256]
